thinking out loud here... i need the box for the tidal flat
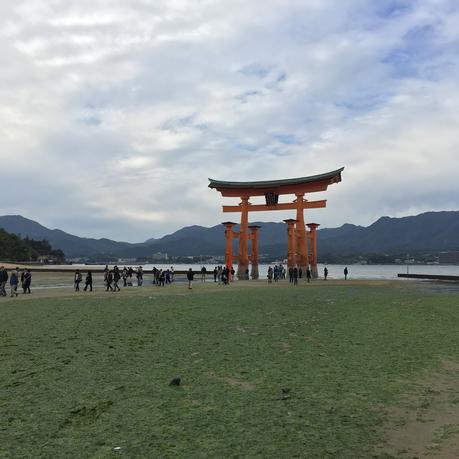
[1,280,458,458]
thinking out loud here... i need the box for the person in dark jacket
[324,266,328,280]
[344,267,349,280]
[201,266,207,282]
[106,271,113,291]
[136,266,143,287]
[84,271,93,291]
[0,266,8,296]
[267,266,273,283]
[306,266,311,283]
[122,267,128,287]
[159,270,165,286]
[23,269,32,293]
[113,266,121,291]
[187,268,194,289]
[293,266,299,285]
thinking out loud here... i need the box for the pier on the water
[398,273,459,281]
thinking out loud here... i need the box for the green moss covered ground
[1,280,458,458]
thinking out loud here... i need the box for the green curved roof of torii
[208,167,344,189]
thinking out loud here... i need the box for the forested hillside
[0,228,65,262]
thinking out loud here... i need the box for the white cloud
[0,0,458,241]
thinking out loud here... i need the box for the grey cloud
[0,0,458,242]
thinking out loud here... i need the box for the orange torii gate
[209,168,343,279]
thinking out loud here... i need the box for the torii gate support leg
[295,193,309,274]
[249,225,260,280]
[222,222,236,270]
[307,223,320,278]
[237,197,250,280]
[284,219,298,270]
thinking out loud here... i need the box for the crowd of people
[209,266,235,284]
[1,264,350,297]
[69,266,172,292]
[73,265,240,292]
[266,265,349,284]
[186,265,238,289]
[73,265,180,292]
[0,266,32,297]
[73,264,350,292]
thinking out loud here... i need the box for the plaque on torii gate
[209,167,344,280]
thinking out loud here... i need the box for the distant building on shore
[152,252,168,261]
[439,251,459,264]
[117,258,137,264]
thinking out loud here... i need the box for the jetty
[398,273,459,281]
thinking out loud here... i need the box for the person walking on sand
[113,266,121,291]
[23,269,32,293]
[288,266,294,283]
[293,266,299,285]
[136,266,143,287]
[306,266,311,283]
[84,271,93,291]
[122,267,128,287]
[187,268,194,289]
[10,268,19,297]
[344,267,349,280]
[324,266,328,280]
[273,265,279,282]
[106,271,114,291]
[0,266,8,296]
[201,266,207,282]
[267,266,273,284]
[74,269,82,291]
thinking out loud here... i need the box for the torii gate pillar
[237,196,250,280]
[222,221,237,269]
[284,219,298,270]
[307,223,320,278]
[249,225,261,279]
[295,193,309,272]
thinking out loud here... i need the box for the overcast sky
[1,0,458,242]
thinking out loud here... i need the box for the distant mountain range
[0,211,458,260]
